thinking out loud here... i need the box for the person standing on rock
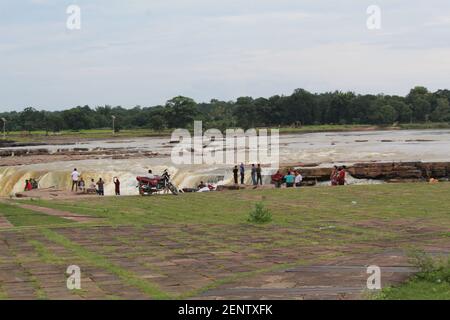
[256,164,263,186]
[114,177,121,196]
[71,168,80,192]
[96,178,105,196]
[232,165,239,184]
[251,164,257,186]
[240,163,245,185]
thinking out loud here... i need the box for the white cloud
[1,1,450,110]
[209,12,311,24]
[424,16,450,27]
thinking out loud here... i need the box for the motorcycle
[136,170,179,196]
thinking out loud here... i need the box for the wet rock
[283,162,450,182]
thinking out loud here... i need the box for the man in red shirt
[271,171,284,188]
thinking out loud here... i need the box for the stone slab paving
[48,224,448,299]
[0,216,13,229]
[195,246,450,300]
[0,219,448,300]
[0,230,150,299]
[194,250,414,300]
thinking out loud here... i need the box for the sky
[1,0,450,111]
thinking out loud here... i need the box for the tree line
[1,86,450,133]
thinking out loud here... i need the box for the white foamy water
[1,129,450,196]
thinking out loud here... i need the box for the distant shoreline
[1,123,450,148]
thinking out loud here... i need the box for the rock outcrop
[285,162,450,182]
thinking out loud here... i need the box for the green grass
[0,202,71,227]
[378,253,450,300]
[0,285,7,300]
[4,123,450,144]
[28,183,450,229]
[2,128,173,143]
[8,183,444,265]
[379,281,450,300]
[29,240,65,264]
[398,122,450,130]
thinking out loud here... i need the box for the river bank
[2,123,450,147]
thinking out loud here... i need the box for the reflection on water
[1,129,450,196]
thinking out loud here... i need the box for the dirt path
[17,203,101,223]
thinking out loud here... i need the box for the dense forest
[1,86,450,133]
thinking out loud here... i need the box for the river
[1,129,450,196]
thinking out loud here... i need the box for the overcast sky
[1,0,450,111]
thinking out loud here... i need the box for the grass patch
[5,124,450,144]
[4,128,173,144]
[29,240,65,265]
[29,183,450,230]
[0,285,7,300]
[0,202,70,227]
[378,252,450,300]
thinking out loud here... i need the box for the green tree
[430,98,450,122]
[390,100,412,123]
[407,86,432,122]
[165,96,198,128]
[62,106,94,130]
[19,107,40,133]
[367,102,398,125]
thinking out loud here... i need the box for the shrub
[409,250,450,283]
[248,203,272,224]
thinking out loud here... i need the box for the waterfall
[0,160,243,197]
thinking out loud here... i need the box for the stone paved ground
[0,218,448,300]
[0,216,13,229]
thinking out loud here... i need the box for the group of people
[271,169,303,188]
[233,163,264,186]
[230,164,347,188]
[71,168,121,196]
[24,178,38,191]
[232,164,303,188]
[330,166,347,186]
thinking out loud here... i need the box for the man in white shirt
[295,171,303,187]
[71,168,80,191]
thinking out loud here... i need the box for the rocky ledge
[0,147,167,167]
[287,162,450,182]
